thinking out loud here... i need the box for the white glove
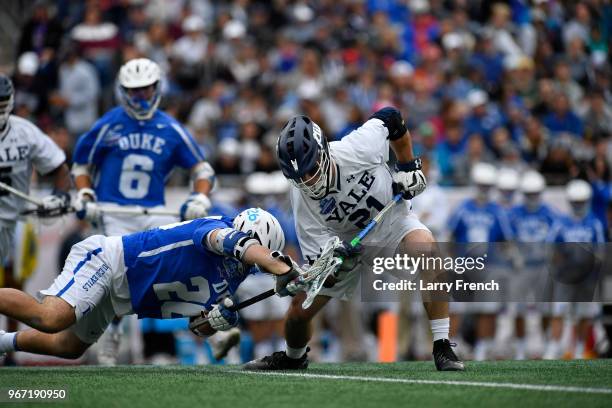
[207,297,239,331]
[180,193,212,220]
[392,158,427,200]
[41,192,70,212]
[74,188,100,222]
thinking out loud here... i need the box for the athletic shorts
[98,203,178,236]
[319,210,430,300]
[39,235,132,344]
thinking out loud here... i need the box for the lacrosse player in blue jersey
[0,208,305,361]
[71,58,215,364]
[447,162,513,361]
[508,170,557,359]
[543,180,605,360]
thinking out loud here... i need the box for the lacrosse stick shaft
[0,181,44,206]
[97,206,179,217]
[188,288,277,332]
[349,193,403,248]
[231,288,276,311]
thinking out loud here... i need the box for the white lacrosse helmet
[520,170,546,194]
[117,58,162,120]
[497,168,520,191]
[566,179,592,202]
[471,162,497,186]
[234,208,285,252]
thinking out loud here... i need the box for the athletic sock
[514,339,526,360]
[0,332,17,353]
[285,344,307,359]
[430,318,450,342]
[474,339,492,361]
[574,341,585,359]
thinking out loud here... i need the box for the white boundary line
[238,371,612,395]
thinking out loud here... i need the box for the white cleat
[209,328,241,361]
[98,330,121,366]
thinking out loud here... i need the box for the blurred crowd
[8,0,611,187]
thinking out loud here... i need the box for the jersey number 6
[119,154,153,199]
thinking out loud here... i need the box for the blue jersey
[547,212,605,244]
[121,217,256,318]
[448,199,513,243]
[510,204,558,265]
[73,107,205,206]
[510,204,558,243]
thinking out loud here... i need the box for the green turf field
[1,360,611,408]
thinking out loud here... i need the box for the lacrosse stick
[21,205,179,217]
[300,193,403,308]
[189,192,404,335]
[0,181,44,206]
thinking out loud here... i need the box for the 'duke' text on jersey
[0,145,29,163]
[118,133,165,154]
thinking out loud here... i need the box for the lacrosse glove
[208,296,239,331]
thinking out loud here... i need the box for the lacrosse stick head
[301,236,343,309]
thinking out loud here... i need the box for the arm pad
[206,228,260,260]
[191,161,216,187]
[71,163,91,178]
[369,107,407,140]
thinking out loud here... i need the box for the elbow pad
[207,228,260,260]
[369,107,407,140]
[191,161,216,187]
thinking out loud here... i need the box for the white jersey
[0,115,66,222]
[290,118,414,263]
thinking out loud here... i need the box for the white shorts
[319,210,430,300]
[539,302,601,318]
[39,235,132,344]
[98,203,179,236]
[235,273,290,321]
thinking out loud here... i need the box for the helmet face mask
[277,116,334,200]
[0,75,14,130]
[117,58,162,120]
[290,148,333,200]
[523,192,541,211]
[570,200,589,218]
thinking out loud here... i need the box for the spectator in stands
[51,47,99,136]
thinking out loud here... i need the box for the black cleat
[433,339,465,371]
[243,348,309,371]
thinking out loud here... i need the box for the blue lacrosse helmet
[0,74,14,131]
[276,115,333,199]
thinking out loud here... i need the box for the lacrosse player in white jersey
[245,108,464,371]
[0,74,71,266]
[0,73,70,366]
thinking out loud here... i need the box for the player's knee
[38,308,74,333]
[401,229,438,257]
[287,297,314,324]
